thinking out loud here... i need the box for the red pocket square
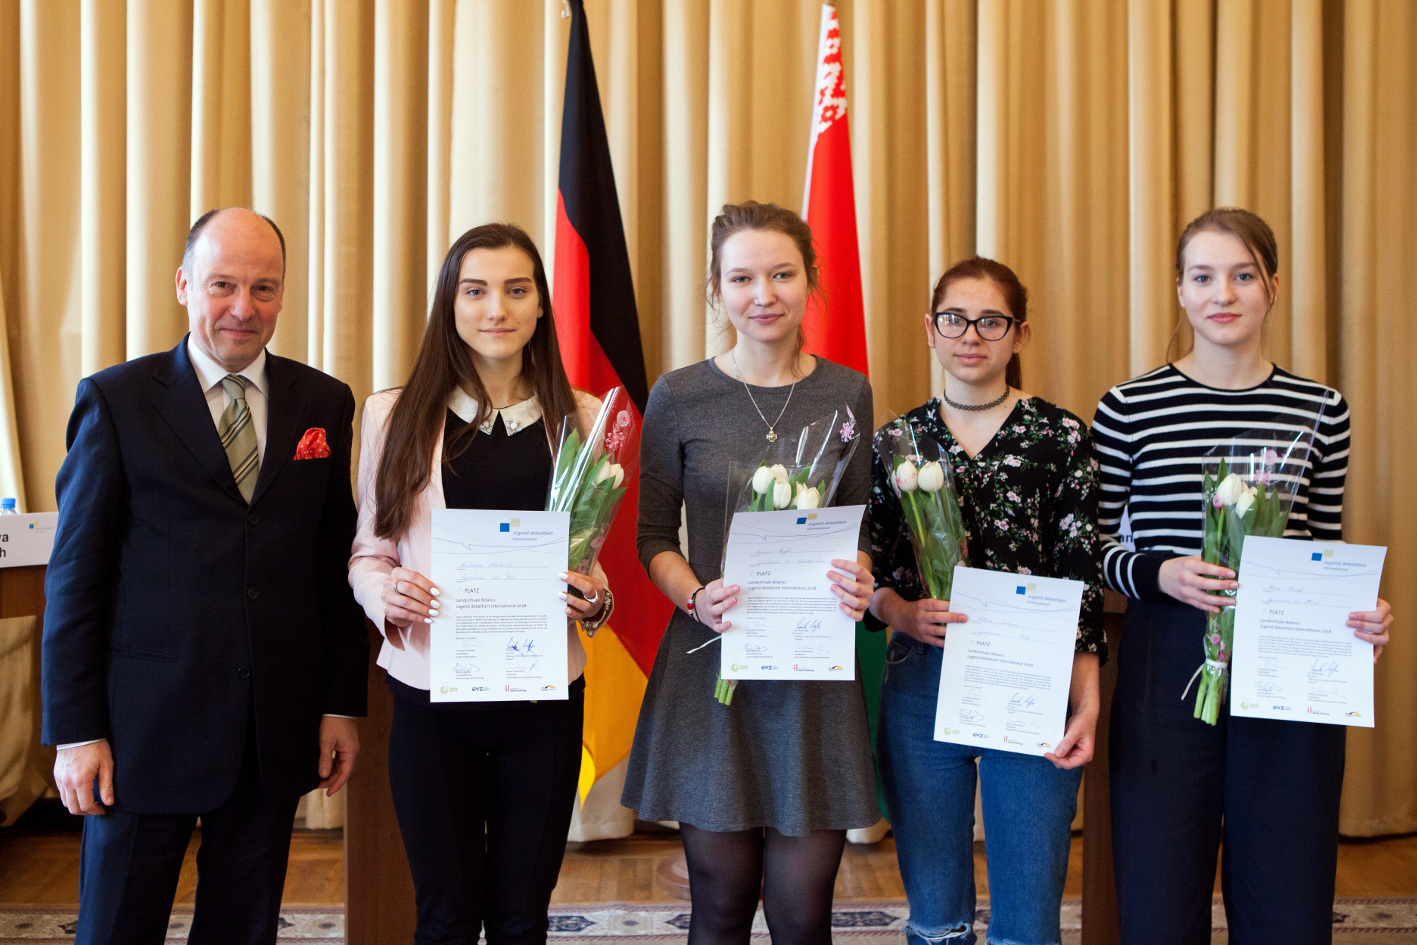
[295,427,330,460]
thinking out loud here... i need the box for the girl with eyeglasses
[866,256,1104,945]
[1094,208,1393,944]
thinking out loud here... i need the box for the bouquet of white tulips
[874,418,968,601]
[1188,426,1316,724]
[711,404,863,704]
[546,386,639,579]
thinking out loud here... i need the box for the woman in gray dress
[623,201,878,945]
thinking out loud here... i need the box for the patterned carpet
[2,898,1416,943]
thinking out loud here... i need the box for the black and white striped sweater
[1091,364,1349,602]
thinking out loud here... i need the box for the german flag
[552,0,672,799]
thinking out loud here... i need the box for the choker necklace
[942,387,1011,412]
[732,349,797,442]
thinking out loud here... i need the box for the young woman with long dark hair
[349,223,612,944]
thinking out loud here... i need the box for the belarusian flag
[802,4,886,825]
[553,0,671,799]
[802,4,869,377]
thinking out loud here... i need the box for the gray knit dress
[621,357,880,835]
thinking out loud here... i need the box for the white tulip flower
[794,485,821,509]
[751,465,775,494]
[769,464,789,483]
[596,462,625,489]
[895,460,919,493]
[1234,486,1257,517]
[917,461,946,493]
[1214,472,1247,506]
[772,480,794,509]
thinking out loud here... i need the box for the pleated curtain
[0,0,1412,836]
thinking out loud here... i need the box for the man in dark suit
[41,207,369,945]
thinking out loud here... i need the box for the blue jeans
[879,635,1081,945]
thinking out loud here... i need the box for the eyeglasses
[931,311,1016,341]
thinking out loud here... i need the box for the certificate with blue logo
[719,505,866,681]
[1230,536,1385,727]
[933,566,1083,756]
[428,508,571,702]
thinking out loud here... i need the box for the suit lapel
[251,353,300,505]
[151,340,247,505]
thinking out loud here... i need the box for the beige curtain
[0,0,1412,836]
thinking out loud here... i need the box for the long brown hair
[706,201,822,356]
[1168,207,1280,361]
[930,256,1030,390]
[373,223,578,540]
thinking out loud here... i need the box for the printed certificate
[720,505,866,681]
[1230,536,1385,727]
[934,566,1083,756]
[428,509,570,702]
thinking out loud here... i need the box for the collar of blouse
[447,388,543,436]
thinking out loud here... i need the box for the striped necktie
[219,374,259,502]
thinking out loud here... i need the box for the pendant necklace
[942,386,1011,412]
[732,349,797,443]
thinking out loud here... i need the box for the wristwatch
[580,588,615,636]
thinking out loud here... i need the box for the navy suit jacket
[41,338,369,813]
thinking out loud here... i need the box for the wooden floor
[3,820,1417,908]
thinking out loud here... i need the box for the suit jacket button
[237,666,251,678]
[248,513,260,526]
[246,587,258,600]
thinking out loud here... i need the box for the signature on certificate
[1007,692,1037,710]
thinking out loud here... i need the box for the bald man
[42,208,368,945]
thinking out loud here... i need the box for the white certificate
[934,566,1083,756]
[428,509,570,702]
[720,505,866,681]
[1230,536,1385,727]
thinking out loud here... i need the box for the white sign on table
[719,505,866,681]
[428,508,570,702]
[0,511,58,568]
[934,566,1083,756]
[1230,536,1385,727]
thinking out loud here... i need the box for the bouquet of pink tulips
[546,387,640,578]
[711,404,862,705]
[874,419,968,602]
[1188,428,1315,724]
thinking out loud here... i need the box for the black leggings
[679,822,846,945]
[387,678,585,945]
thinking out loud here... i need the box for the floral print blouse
[866,396,1106,661]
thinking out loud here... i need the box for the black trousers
[75,720,301,945]
[388,676,585,945]
[1109,598,1346,945]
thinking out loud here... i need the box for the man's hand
[54,740,115,815]
[316,717,360,796]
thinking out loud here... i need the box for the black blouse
[866,397,1106,662]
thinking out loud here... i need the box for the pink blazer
[348,387,604,690]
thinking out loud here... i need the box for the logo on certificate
[1015,583,1037,595]
[1311,548,1334,561]
[499,517,522,532]
[795,513,819,525]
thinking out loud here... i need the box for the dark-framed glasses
[931,311,1015,340]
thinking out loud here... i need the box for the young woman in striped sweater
[1093,208,1393,944]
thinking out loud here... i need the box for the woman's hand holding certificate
[933,566,1084,757]
[718,505,867,681]
[428,508,571,702]
[1230,536,1386,727]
